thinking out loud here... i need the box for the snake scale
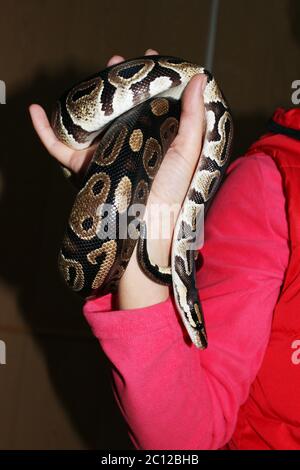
[52,55,233,349]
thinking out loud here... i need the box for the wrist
[117,247,169,310]
[116,201,178,310]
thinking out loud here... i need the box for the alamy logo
[291,339,300,365]
[0,80,6,104]
[291,80,300,105]
[0,340,6,365]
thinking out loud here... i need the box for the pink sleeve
[83,153,289,450]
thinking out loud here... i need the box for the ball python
[52,55,233,349]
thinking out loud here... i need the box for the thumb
[173,74,206,167]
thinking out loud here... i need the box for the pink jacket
[83,152,289,450]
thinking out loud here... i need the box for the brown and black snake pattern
[52,56,233,349]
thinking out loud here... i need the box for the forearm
[117,250,169,310]
[84,154,289,450]
[117,207,175,310]
[96,300,215,449]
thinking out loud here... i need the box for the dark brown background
[0,0,299,449]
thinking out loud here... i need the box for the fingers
[145,48,159,55]
[30,50,161,168]
[106,55,125,67]
[173,74,206,166]
[29,104,73,166]
[106,49,159,67]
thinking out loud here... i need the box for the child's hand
[29,49,206,309]
[29,48,205,198]
[28,50,160,174]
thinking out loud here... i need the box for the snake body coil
[52,55,233,349]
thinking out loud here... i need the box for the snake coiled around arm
[52,55,234,349]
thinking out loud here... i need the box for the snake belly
[52,55,233,349]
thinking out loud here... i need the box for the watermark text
[0,80,6,104]
[291,80,300,105]
[95,202,205,251]
[0,340,6,365]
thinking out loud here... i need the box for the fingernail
[145,48,158,55]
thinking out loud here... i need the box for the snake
[52,55,233,349]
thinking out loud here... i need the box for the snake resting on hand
[52,55,233,349]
